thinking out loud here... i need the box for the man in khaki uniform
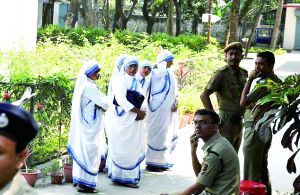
[0,103,39,195]
[172,109,240,195]
[240,51,281,195]
[201,42,248,152]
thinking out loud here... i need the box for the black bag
[113,90,145,109]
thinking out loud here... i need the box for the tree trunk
[113,0,124,31]
[65,0,80,28]
[206,0,213,44]
[167,0,173,35]
[173,0,181,36]
[192,15,199,34]
[245,0,266,57]
[80,0,101,27]
[229,0,240,42]
[223,23,230,46]
[104,0,110,30]
[270,0,283,49]
[239,0,255,24]
[113,0,137,31]
[142,0,158,34]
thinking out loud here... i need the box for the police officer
[240,51,281,195]
[171,109,240,195]
[0,103,39,195]
[200,42,248,152]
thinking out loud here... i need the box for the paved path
[35,125,297,194]
[34,51,300,194]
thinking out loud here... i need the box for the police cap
[224,42,243,53]
[0,103,39,150]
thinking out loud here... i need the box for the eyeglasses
[194,120,215,126]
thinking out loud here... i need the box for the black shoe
[77,184,98,193]
[146,165,163,172]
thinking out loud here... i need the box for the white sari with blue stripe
[145,67,179,169]
[105,72,145,185]
[67,65,108,189]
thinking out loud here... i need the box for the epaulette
[215,65,230,72]
[240,67,248,73]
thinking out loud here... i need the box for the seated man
[164,109,240,195]
[0,103,39,194]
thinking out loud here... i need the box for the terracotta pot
[50,173,63,184]
[186,113,194,124]
[20,169,40,187]
[179,115,189,129]
[63,164,73,183]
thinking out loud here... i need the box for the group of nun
[67,50,179,192]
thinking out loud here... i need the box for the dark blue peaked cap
[0,103,39,148]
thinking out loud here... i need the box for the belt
[219,110,242,123]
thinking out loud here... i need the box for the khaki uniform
[0,172,38,195]
[197,133,240,195]
[205,65,248,151]
[243,74,281,195]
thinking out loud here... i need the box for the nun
[67,59,108,193]
[105,56,146,188]
[145,50,179,172]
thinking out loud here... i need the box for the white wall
[0,0,38,51]
[283,7,297,49]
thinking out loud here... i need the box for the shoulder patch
[201,161,208,175]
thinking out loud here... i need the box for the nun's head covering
[123,56,139,71]
[139,60,153,70]
[157,50,174,64]
[84,59,101,77]
[115,54,128,71]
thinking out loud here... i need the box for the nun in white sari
[105,56,146,188]
[107,54,128,104]
[145,50,179,171]
[136,60,152,109]
[67,59,108,193]
[103,54,128,172]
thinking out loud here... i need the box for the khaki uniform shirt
[206,65,248,114]
[197,133,240,195]
[244,74,282,124]
[0,172,38,195]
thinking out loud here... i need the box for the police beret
[0,103,39,148]
[223,42,243,53]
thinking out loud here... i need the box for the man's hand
[190,133,200,152]
[249,70,260,80]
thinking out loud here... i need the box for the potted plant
[20,147,40,187]
[62,155,73,183]
[45,159,64,184]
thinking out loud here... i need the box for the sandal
[124,183,139,188]
[77,185,99,193]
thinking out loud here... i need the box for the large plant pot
[63,164,73,182]
[186,113,194,124]
[20,169,40,187]
[50,173,64,184]
[179,115,189,129]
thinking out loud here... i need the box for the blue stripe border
[112,155,145,170]
[67,145,98,176]
[73,177,96,188]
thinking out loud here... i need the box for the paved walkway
[34,124,297,194]
[34,51,300,194]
